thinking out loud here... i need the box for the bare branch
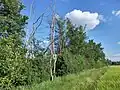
[26,3,52,46]
[30,0,35,20]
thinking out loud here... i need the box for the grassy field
[14,68,106,90]
[13,66,120,90]
[96,66,120,90]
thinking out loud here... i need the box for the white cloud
[42,40,49,47]
[98,15,106,22]
[112,10,120,17]
[109,56,120,61]
[108,54,120,61]
[38,40,49,48]
[112,10,116,15]
[117,41,120,45]
[65,9,103,30]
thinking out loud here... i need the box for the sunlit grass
[14,68,107,90]
[14,66,120,90]
[96,66,120,90]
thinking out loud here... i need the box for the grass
[11,66,120,90]
[96,66,120,90]
[14,68,107,90]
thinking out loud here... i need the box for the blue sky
[21,0,120,61]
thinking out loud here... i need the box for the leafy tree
[55,19,108,75]
[83,40,106,68]
[0,0,29,89]
[54,19,87,75]
[66,22,86,55]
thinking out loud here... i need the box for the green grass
[12,66,120,90]
[14,68,107,90]
[96,66,120,90]
[14,66,120,90]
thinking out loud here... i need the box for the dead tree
[50,0,56,81]
[28,0,59,81]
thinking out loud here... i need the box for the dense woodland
[0,0,110,89]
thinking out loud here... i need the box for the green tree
[0,0,29,89]
[55,20,87,75]
[83,40,107,68]
[56,19,107,74]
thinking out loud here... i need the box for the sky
[21,0,120,61]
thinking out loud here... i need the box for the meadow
[96,66,120,90]
[14,68,106,90]
[14,66,120,90]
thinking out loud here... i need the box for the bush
[0,36,31,89]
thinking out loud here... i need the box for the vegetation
[13,67,107,90]
[110,61,120,65]
[0,0,109,90]
[96,66,120,90]
[13,66,120,90]
[0,0,30,89]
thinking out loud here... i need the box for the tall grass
[96,66,120,90]
[14,68,107,90]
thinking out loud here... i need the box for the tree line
[109,61,120,65]
[0,0,109,89]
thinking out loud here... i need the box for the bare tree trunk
[50,57,54,81]
[50,13,56,81]
[53,54,57,78]
[50,0,56,81]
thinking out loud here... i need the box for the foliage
[110,61,120,65]
[28,38,50,83]
[0,0,29,89]
[0,34,31,89]
[13,67,107,90]
[55,55,67,76]
[13,66,120,90]
[54,19,108,76]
